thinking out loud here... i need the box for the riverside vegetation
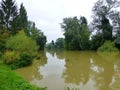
[1,0,120,90]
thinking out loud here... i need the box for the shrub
[17,53,33,67]
[6,30,39,56]
[98,40,119,52]
[4,51,19,64]
[8,53,33,69]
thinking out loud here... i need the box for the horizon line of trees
[46,0,120,52]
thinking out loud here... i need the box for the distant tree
[46,41,54,50]
[18,3,28,31]
[0,0,18,34]
[55,38,65,50]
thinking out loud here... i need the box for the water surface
[15,51,120,90]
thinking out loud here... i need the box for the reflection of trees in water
[62,51,91,85]
[46,51,55,57]
[47,51,66,60]
[90,52,119,90]
[15,51,47,81]
[55,51,120,90]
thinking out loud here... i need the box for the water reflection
[31,52,66,90]
[15,51,120,90]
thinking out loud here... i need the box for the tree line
[46,0,120,52]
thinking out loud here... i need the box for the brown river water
[15,51,120,90]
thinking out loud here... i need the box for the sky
[15,0,97,43]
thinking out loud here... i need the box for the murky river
[15,51,120,90]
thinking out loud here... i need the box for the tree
[55,38,65,50]
[31,28,46,51]
[27,21,47,51]
[91,0,120,42]
[0,0,18,34]
[61,16,90,50]
[18,3,28,31]
[91,33,105,50]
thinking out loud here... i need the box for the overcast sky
[15,0,97,43]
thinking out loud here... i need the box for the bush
[4,31,39,69]
[6,30,39,56]
[3,51,33,69]
[8,53,33,69]
[16,53,33,67]
[98,40,119,52]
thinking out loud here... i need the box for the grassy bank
[0,64,43,90]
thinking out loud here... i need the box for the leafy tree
[61,16,90,50]
[0,0,18,34]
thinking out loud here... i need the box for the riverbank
[0,64,42,90]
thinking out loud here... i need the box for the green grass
[0,64,44,90]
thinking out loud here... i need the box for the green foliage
[55,38,65,50]
[3,51,33,69]
[6,30,39,55]
[98,40,119,52]
[0,64,43,90]
[4,31,39,69]
[90,33,104,50]
[10,53,33,69]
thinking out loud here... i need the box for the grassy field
[0,64,44,90]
